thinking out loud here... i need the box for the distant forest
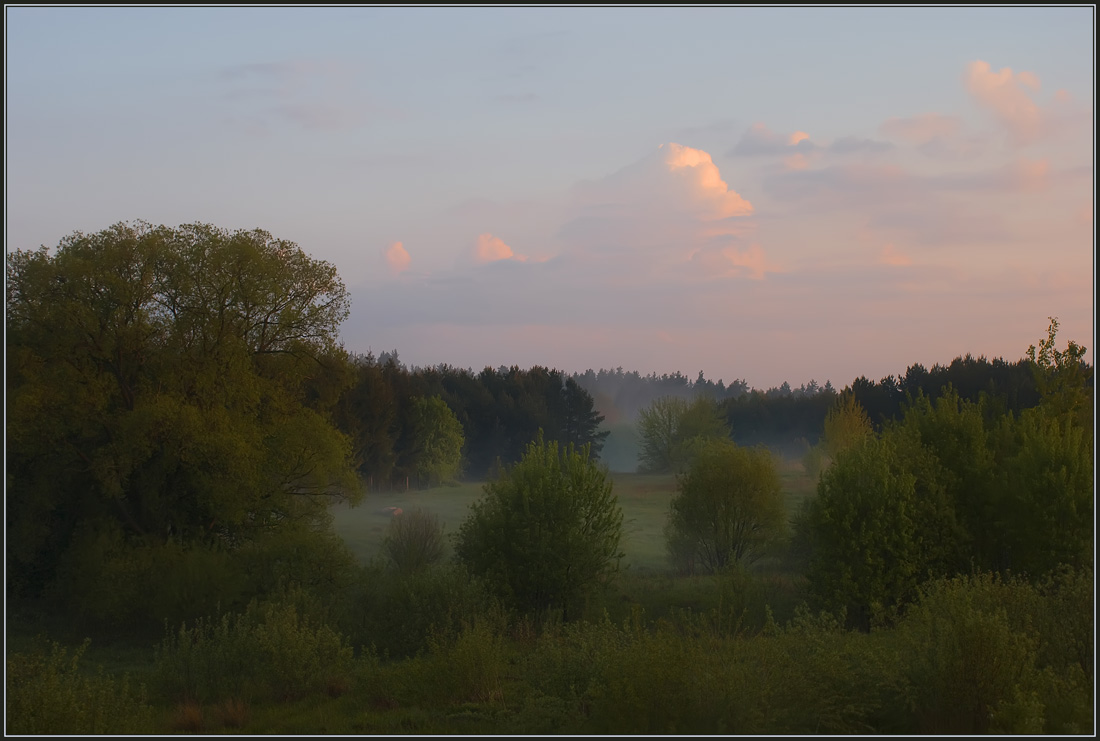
[338,350,1066,482]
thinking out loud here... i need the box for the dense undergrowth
[7,559,1093,735]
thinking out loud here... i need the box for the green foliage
[800,329,1093,629]
[342,562,497,660]
[993,407,1093,576]
[891,387,993,570]
[403,395,465,485]
[423,611,510,705]
[819,391,872,460]
[518,615,633,705]
[47,518,249,629]
[804,435,950,629]
[636,396,730,473]
[454,432,624,620]
[382,508,447,572]
[153,599,354,704]
[234,522,364,625]
[1026,316,1093,423]
[666,440,786,573]
[897,573,1045,734]
[582,616,907,734]
[6,221,361,599]
[6,638,155,734]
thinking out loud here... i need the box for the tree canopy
[800,321,1093,630]
[6,221,360,595]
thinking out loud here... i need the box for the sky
[5,6,1095,391]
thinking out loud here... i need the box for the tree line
[333,354,609,487]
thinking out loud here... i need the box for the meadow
[329,458,815,575]
[8,457,1092,735]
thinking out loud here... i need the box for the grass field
[328,456,817,575]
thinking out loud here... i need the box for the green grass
[328,481,486,566]
[329,458,817,574]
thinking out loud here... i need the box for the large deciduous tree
[6,221,360,595]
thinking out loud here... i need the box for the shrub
[382,508,446,572]
[896,573,1045,734]
[6,638,155,735]
[454,432,623,621]
[666,440,786,573]
[342,562,498,660]
[47,518,248,630]
[153,598,354,704]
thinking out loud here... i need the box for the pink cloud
[383,240,410,274]
[661,143,754,218]
[475,232,529,263]
[723,244,780,280]
[1011,158,1050,192]
[731,122,816,157]
[879,244,912,267]
[964,60,1044,145]
[784,153,811,171]
[690,243,781,280]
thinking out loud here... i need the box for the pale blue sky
[6,6,1094,389]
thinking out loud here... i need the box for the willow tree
[6,221,361,595]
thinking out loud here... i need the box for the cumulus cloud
[475,232,528,263]
[564,142,755,255]
[964,60,1044,145]
[730,122,816,157]
[384,241,411,274]
[662,143,754,218]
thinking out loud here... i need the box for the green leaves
[636,396,730,474]
[667,440,786,573]
[403,396,465,486]
[454,432,624,620]
[6,221,359,597]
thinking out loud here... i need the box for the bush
[6,638,155,734]
[382,508,446,572]
[666,440,786,573]
[235,523,363,625]
[153,599,354,704]
[47,518,248,631]
[896,573,1045,734]
[454,432,624,621]
[342,562,498,660]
